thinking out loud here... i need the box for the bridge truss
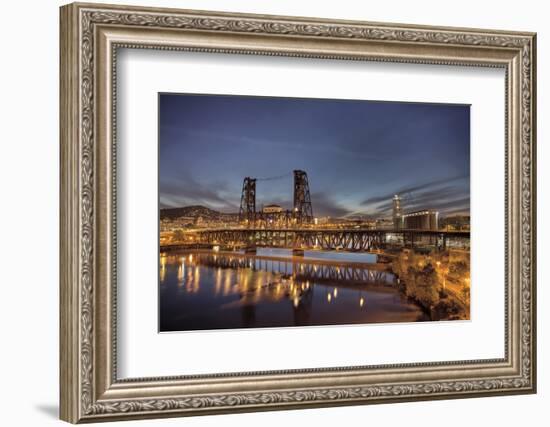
[191,228,470,252]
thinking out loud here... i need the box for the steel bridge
[192,228,470,252]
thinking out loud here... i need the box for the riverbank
[390,249,470,320]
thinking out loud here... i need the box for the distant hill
[160,205,238,221]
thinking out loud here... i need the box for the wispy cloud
[164,127,383,161]
[159,94,470,218]
[159,173,239,212]
[359,175,469,217]
[311,192,353,218]
[251,192,352,218]
[360,175,468,206]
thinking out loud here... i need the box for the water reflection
[159,250,427,332]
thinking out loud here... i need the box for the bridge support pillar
[292,248,305,257]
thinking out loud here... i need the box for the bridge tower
[239,177,256,226]
[392,194,402,230]
[293,170,313,224]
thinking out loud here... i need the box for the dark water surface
[159,250,427,332]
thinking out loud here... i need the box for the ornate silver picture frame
[60,2,536,423]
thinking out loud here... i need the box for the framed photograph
[60,2,537,423]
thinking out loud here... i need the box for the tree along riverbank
[391,249,470,321]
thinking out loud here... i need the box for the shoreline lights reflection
[159,250,428,332]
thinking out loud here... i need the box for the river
[159,249,428,332]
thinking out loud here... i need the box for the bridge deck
[190,228,470,237]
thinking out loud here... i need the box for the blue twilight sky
[159,93,470,218]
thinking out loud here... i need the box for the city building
[392,194,402,229]
[401,210,439,230]
[262,204,283,214]
[440,215,470,231]
[376,218,394,230]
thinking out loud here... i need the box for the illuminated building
[262,204,283,214]
[392,195,402,229]
[401,210,439,230]
[440,215,470,231]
